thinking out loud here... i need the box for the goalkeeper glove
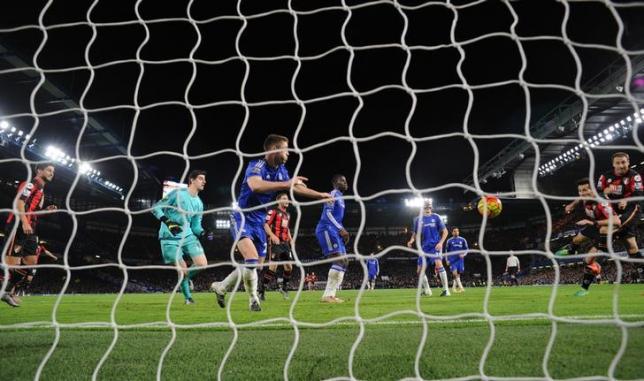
[160,216,182,235]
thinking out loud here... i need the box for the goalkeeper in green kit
[152,170,211,304]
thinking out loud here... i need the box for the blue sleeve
[152,190,177,220]
[281,166,290,182]
[245,161,264,179]
[411,217,418,234]
[438,215,446,231]
[463,238,469,250]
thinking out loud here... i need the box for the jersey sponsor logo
[22,183,34,197]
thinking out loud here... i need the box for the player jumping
[559,178,621,296]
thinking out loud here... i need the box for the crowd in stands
[3,212,642,294]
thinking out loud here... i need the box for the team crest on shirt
[333,243,338,248]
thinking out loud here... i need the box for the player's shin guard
[323,264,345,298]
[180,276,192,301]
[262,269,276,289]
[456,277,464,290]
[221,269,240,292]
[7,268,28,294]
[438,267,448,291]
[242,259,259,301]
[420,274,431,294]
[282,269,291,291]
[186,265,201,282]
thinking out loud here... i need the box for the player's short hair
[35,162,54,171]
[452,226,459,231]
[332,174,345,184]
[576,177,591,187]
[264,134,289,151]
[611,152,629,162]
[275,192,288,200]
[188,170,207,184]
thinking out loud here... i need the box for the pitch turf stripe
[1,314,643,330]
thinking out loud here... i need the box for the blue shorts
[368,272,378,281]
[315,227,346,256]
[450,258,465,273]
[230,212,267,258]
[417,247,442,267]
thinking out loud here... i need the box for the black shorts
[615,204,640,240]
[270,243,292,261]
[3,225,38,257]
[508,266,518,276]
[580,224,601,241]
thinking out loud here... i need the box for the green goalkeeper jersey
[151,188,204,240]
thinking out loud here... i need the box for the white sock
[221,269,239,292]
[336,271,345,295]
[457,277,463,290]
[421,274,431,293]
[323,269,340,298]
[438,267,449,291]
[242,267,258,301]
[452,278,457,289]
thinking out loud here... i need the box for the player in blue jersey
[366,246,381,290]
[316,174,350,303]
[406,199,450,296]
[211,134,331,311]
[151,170,210,305]
[445,227,468,293]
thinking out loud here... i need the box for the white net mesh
[1,0,643,380]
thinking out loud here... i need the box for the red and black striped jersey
[5,178,45,228]
[597,169,643,200]
[583,200,616,221]
[265,207,291,243]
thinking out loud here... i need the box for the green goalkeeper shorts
[160,235,204,264]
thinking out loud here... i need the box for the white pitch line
[1,314,643,330]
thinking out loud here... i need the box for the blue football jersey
[446,236,469,256]
[237,159,290,225]
[367,258,379,274]
[317,189,345,232]
[412,214,446,250]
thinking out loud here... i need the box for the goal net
[1,0,643,380]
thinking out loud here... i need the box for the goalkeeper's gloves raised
[160,216,182,235]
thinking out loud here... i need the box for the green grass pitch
[1,285,643,380]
